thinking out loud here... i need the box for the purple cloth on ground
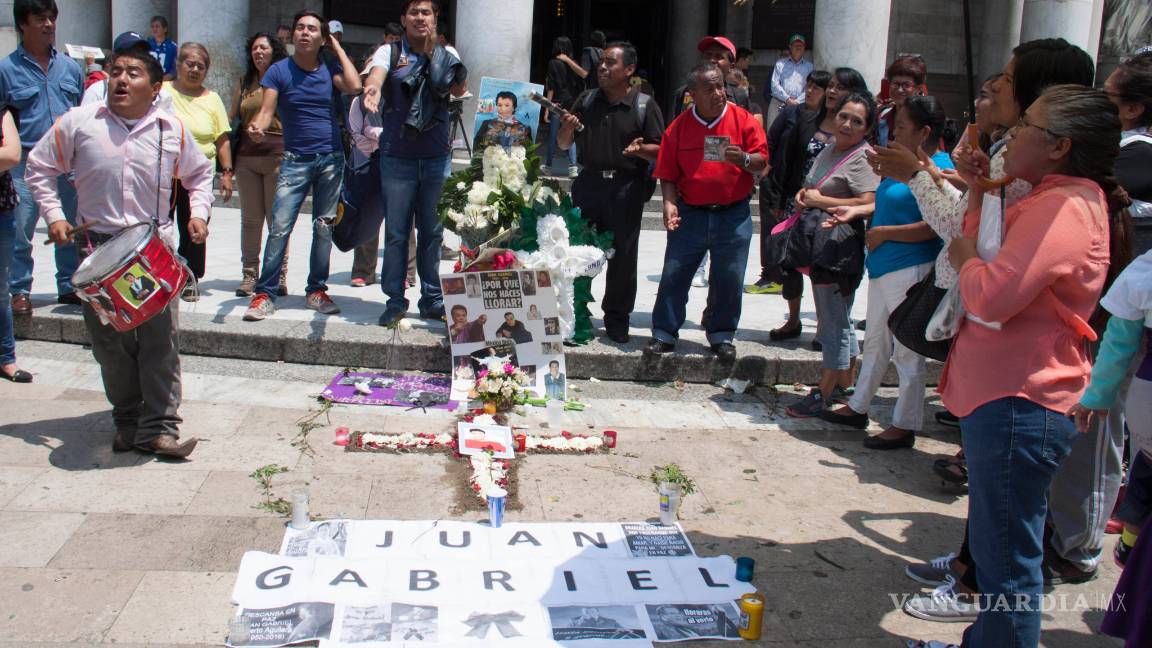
[322,371,457,409]
[1101,515,1152,646]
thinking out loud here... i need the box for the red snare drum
[71,222,187,332]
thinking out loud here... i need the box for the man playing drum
[24,34,213,458]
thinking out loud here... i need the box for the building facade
[0,0,1146,136]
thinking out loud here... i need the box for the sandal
[932,452,968,485]
[1,368,33,383]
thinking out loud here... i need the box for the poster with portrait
[442,270,567,402]
[473,77,545,150]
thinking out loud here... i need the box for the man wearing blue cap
[0,0,82,315]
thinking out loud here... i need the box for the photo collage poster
[441,270,567,401]
[472,77,545,149]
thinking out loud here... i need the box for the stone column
[112,0,175,41]
[668,0,710,99]
[978,0,1023,81]
[0,2,21,56]
[813,0,893,93]
[454,0,535,141]
[1020,0,1103,60]
[178,0,248,98]
[56,0,112,50]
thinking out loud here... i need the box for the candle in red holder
[514,434,527,453]
[603,430,617,448]
[334,427,350,446]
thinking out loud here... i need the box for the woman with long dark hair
[543,36,584,176]
[1105,52,1152,221]
[766,67,867,348]
[229,33,288,297]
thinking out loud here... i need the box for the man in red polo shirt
[646,62,767,362]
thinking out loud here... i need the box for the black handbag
[888,267,953,362]
[0,109,17,212]
[768,207,823,270]
[332,151,384,252]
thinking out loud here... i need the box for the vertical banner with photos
[442,270,567,401]
[473,77,545,150]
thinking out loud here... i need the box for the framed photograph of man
[473,77,545,150]
[442,270,567,401]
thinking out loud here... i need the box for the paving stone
[7,468,208,514]
[0,567,142,643]
[0,511,86,567]
[0,466,44,508]
[103,571,236,645]
[48,513,284,571]
[186,470,372,520]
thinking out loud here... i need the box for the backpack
[333,100,384,252]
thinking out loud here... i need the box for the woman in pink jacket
[915,84,1131,648]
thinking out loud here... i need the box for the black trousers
[571,173,650,332]
[171,181,205,279]
[757,189,804,300]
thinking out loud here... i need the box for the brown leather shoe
[11,293,31,315]
[137,434,198,458]
[112,429,135,452]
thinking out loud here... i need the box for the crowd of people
[0,0,1151,645]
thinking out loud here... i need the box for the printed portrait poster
[548,605,649,641]
[643,603,743,642]
[228,602,335,647]
[473,76,545,149]
[442,270,567,401]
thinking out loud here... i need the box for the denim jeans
[0,214,15,365]
[11,152,79,296]
[961,397,1078,648]
[379,154,449,316]
[255,151,343,300]
[651,200,752,345]
[812,283,859,370]
[545,117,577,167]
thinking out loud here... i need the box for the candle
[735,556,755,582]
[290,490,310,530]
[334,427,350,446]
[514,434,527,453]
[603,430,617,448]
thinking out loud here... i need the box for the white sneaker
[905,552,958,587]
[568,165,580,179]
[691,266,708,288]
[903,575,978,623]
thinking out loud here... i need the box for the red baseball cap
[697,36,737,61]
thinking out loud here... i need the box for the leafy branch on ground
[250,464,291,515]
[293,399,334,458]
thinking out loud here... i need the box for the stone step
[13,306,936,387]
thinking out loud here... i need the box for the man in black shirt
[558,42,664,343]
[670,36,751,119]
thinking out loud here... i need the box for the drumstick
[42,221,94,245]
[529,92,585,132]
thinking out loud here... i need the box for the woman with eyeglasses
[162,42,233,300]
[877,55,926,146]
[910,84,1132,648]
[766,67,868,349]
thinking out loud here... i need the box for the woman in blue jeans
[911,85,1132,648]
[0,107,30,382]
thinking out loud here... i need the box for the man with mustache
[557,42,664,345]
